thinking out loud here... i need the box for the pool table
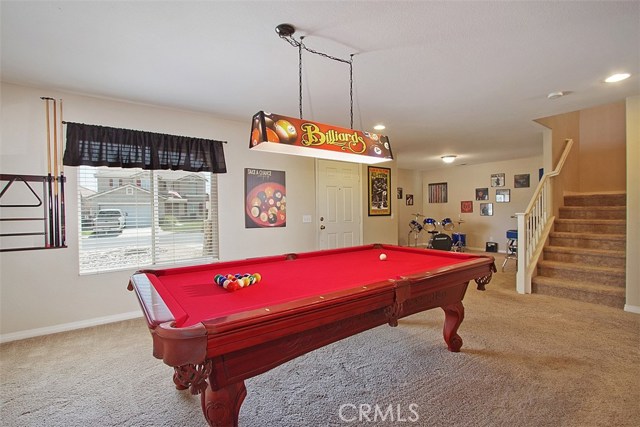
[128,244,495,427]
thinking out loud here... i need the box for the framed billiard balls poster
[368,166,391,216]
[245,168,286,228]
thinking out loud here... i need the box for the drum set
[408,213,466,252]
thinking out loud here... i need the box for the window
[77,165,219,274]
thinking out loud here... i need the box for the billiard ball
[265,127,280,143]
[379,253,387,261]
[368,144,383,156]
[264,186,274,197]
[250,128,261,147]
[274,119,297,144]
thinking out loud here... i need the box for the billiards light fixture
[249,24,393,165]
[441,155,457,164]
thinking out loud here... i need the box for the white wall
[0,82,324,339]
[625,95,640,313]
[420,157,542,252]
[396,169,424,246]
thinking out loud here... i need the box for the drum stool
[501,229,518,271]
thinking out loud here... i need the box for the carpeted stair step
[531,276,625,308]
[558,205,626,220]
[554,218,626,234]
[549,231,626,251]
[543,246,626,269]
[563,193,626,207]
[537,260,625,287]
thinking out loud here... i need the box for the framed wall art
[461,200,473,213]
[496,189,510,203]
[368,166,391,216]
[491,173,505,187]
[514,174,530,188]
[475,187,489,201]
[245,168,286,228]
[480,203,493,216]
[406,194,414,206]
[428,182,448,203]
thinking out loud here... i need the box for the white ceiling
[2,1,638,171]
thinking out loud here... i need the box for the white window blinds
[77,166,219,274]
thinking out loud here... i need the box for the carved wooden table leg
[442,301,465,352]
[201,381,247,427]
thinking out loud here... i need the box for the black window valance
[63,122,227,173]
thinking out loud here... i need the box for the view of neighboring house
[80,169,210,230]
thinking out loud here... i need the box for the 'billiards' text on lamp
[249,24,393,165]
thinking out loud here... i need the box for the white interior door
[316,159,362,249]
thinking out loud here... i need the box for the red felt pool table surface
[142,244,485,328]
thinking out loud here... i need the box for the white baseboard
[624,304,640,314]
[0,311,143,344]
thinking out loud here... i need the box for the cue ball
[379,253,387,261]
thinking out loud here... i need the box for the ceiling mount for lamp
[248,23,393,165]
[275,23,295,37]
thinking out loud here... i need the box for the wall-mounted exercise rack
[0,173,66,252]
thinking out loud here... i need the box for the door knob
[320,225,326,230]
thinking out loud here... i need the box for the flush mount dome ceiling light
[441,155,457,163]
[605,73,631,83]
[547,91,565,100]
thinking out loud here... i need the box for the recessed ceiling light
[373,124,386,131]
[441,155,457,164]
[605,73,630,83]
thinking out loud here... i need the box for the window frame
[76,165,219,275]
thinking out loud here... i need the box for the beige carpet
[1,255,639,427]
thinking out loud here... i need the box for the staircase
[531,193,626,308]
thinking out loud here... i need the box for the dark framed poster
[514,174,530,188]
[245,168,286,228]
[475,187,489,200]
[368,166,391,216]
[428,182,448,203]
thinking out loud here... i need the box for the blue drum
[452,232,467,247]
[441,217,454,231]
[423,218,437,232]
[409,220,423,232]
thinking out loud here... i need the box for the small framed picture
[496,189,510,203]
[480,203,493,216]
[428,182,448,203]
[461,200,473,213]
[491,173,505,187]
[397,187,403,199]
[475,188,489,201]
[406,194,414,206]
[514,174,530,188]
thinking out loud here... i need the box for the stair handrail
[515,138,574,294]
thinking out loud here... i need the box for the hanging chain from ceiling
[279,33,355,129]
